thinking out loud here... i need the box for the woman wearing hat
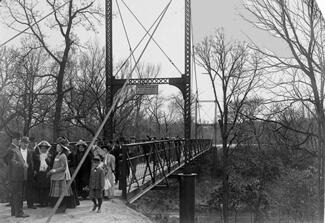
[60,137,80,208]
[33,141,53,207]
[48,142,73,213]
[103,146,115,199]
[75,140,92,199]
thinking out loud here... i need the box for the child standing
[89,156,105,213]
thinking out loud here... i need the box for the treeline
[0,0,190,142]
[0,42,187,142]
[209,117,318,223]
[193,0,325,222]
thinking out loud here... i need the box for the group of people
[4,135,122,218]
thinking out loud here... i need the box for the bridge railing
[119,139,212,203]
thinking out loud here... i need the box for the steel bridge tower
[104,0,192,143]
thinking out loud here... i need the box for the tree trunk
[22,89,29,136]
[53,46,70,140]
[234,210,237,223]
[53,71,64,141]
[23,89,34,136]
[308,74,325,223]
[318,121,325,223]
[222,137,229,223]
[134,97,141,138]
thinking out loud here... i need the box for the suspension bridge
[102,0,215,206]
[0,0,215,222]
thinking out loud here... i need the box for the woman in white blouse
[33,141,53,207]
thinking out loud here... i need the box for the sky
[1,0,323,123]
[317,0,325,16]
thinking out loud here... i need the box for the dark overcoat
[8,147,27,183]
[89,167,105,190]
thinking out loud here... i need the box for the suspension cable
[191,20,202,122]
[124,0,172,84]
[45,1,173,223]
[91,2,172,100]
[120,0,183,75]
[113,1,170,77]
[0,1,70,48]
[115,0,141,77]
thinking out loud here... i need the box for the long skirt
[49,180,73,198]
[65,180,79,208]
[35,171,50,205]
[38,188,50,205]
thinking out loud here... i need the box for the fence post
[120,145,128,200]
[179,173,197,223]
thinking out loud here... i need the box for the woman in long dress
[60,137,79,208]
[48,143,73,213]
[75,140,92,199]
[103,147,115,199]
[33,141,53,207]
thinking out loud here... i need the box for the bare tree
[143,94,165,138]
[168,92,196,119]
[0,47,21,131]
[17,45,55,135]
[65,43,106,136]
[64,42,163,140]
[195,29,262,223]
[0,43,54,136]
[1,0,103,140]
[243,0,325,221]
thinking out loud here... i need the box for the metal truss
[183,0,192,162]
[119,139,212,203]
[104,0,114,141]
[105,0,192,144]
[112,77,189,94]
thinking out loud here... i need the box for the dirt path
[0,199,152,223]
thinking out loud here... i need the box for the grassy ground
[147,211,315,223]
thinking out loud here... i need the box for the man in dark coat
[111,140,122,185]
[3,133,20,207]
[7,136,30,218]
[20,136,37,209]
